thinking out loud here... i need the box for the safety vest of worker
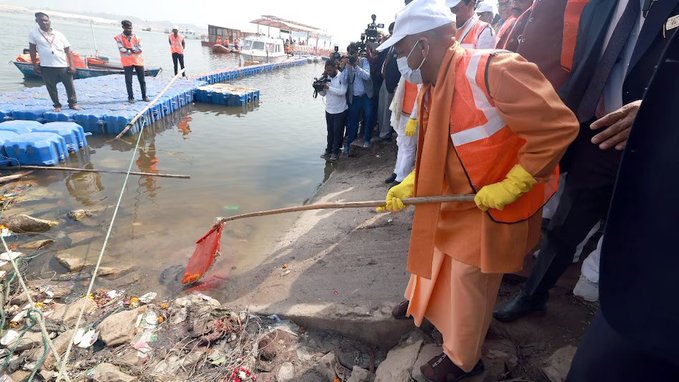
[496,16,516,48]
[402,81,418,115]
[169,33,185,54]
[448,49,558,223]
[561,0,589,72]
[16,54,32,63]
[115,33,144,66]
[456,16,493,49]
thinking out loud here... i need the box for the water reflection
[65,164,104,206]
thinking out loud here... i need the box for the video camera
[312,73,331,98]
[364,14,384,44]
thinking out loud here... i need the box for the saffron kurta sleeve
[487,54,580,179]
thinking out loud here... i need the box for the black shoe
[128,98,135,104]
[420,353,484,382]
[320,152,330,159]
[493,292,547,323]
[391,181,401,186]
[328,154,338,162]
[142,97,151,102]
[385,173,397,184]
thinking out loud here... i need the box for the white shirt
[458,15,497,49]
[600,0,646,115]
[321,72,348,114]
[28,27,71,67]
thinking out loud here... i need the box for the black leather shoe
[385,173,397,184]
[493,292,547,323]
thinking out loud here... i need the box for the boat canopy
[249,15,331,39]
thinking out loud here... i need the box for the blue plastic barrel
[37,122,88,150]
[4,132,65,165]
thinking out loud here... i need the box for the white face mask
[397,40,427,84]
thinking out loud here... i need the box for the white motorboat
[240,35,287,63]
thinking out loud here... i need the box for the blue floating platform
[194,84,260,107]
[0,57,310,136]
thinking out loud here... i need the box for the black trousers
[567,312,679,381]
[325,110,347,155]
[41,66,77,108]
[123,65,146,100]
[172,53,186,77]
[523,125,622,298]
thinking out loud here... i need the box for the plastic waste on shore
[73,328,99,348]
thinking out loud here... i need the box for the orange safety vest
[456,17,493,49]
[561,0,589,72]
[496,16,516,47]
[215,37,222,45]
[449,49,558,223]
[402,81,418,115]
[170,33,185,54]
[115,33,144,67]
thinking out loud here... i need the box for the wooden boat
[13,61,162,80]
[211,44,232,54]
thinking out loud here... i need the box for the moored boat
[240,36,287,63]
[13,61,162,80]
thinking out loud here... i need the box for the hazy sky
[2,0,406,46]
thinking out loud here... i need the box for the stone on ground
[50,297,97,325]
[1,214,58,233]
[347,366,370,382]
[411,343,442,382]
[98,306,147,347]
[89,363,135,382]
[374,333,424,382]
[56,251,95,272]
[542,345,578,382]
[20,239,54,250]
[277,362,295,382]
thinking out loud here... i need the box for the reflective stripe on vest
[116,34,144,67]
[450,49,559,223]
[457,17,493,49]
[402,81,418,115]
[170,33,184,54]
[561,0,589,72]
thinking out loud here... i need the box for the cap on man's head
[172,25,179,30]
[377,0,455,51]
[476,1,497,14]
[446,0,462,8]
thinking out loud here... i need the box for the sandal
[391,300,409,319]
[420,352,484,382]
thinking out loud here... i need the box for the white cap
[377,0,456,51]
[476,1,497,14]
[172,25,179,30]
[447,0,462,7]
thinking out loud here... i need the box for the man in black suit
[567,30,679,381]
[494,0,679,322]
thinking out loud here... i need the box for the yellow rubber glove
[405,118,418,137]
[377,171,416,212]
[474,164,537,211]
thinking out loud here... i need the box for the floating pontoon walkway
[0,58,311,136]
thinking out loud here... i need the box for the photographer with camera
[316,60,348,162]
[329,45,341,64]
[342,41,373,156]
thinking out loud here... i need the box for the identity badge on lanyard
[39,29,57,55]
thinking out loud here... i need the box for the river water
[0,13,334,298]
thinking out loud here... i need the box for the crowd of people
[317,0,679,381]
[27,13,189,110]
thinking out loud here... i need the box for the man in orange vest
[169,26,186,77]
[496,0,533,49]
[447,0,496,49]
[115,20,148,103]
[376,0,578,380]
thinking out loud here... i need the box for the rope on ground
[0,236,73,382]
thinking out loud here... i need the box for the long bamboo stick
[114,67,185,139]
[0,165,190,179]
[216,195,475,223]
[0,171,33,184]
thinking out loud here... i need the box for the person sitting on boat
[115,20,149,103]
[215,36,223,46]
[28,12,80,112]
[169,25,187,78]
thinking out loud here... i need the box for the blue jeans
[346,95,374,149]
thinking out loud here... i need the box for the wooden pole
[216,195,475,223]
[0,166,190,179]
[0,171,33,184]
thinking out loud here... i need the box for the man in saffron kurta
[377,0,579,380]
